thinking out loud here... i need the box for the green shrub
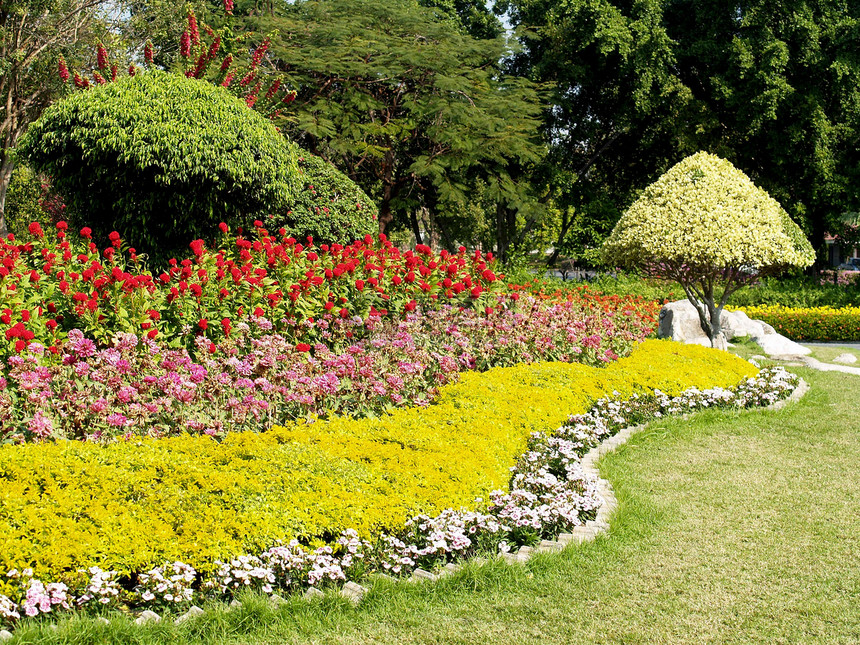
[267,151,378,244]
[17,70,297,259]
[3,165,46,238]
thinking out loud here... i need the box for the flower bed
[0,222,511,354]
[0,341,759,614]
[0,295,654,442]
[729,304,860,341]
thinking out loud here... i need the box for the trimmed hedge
[0,340,756,595]
[17,70,297,258]
[730,305,860,341]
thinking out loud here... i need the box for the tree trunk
[0,156,13,237]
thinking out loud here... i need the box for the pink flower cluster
[0,296,651,442]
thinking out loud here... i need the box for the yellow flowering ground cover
[0,340,755,595]
[729,305,860,341]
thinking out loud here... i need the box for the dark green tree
[663,0,860,258]
[502,0,860,263]
[0,0,114,235]
[245,0,546,254]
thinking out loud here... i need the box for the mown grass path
[15,367,860,644]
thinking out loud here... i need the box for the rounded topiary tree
[267,151,378,244]
[602,151,815,348]
[17,70,297,257]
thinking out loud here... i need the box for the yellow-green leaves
[602,152,815,271]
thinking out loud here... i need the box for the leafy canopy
[267,152,378,245]
[602,151,814,271]
[18,70,297,256]
[602,152,814,345]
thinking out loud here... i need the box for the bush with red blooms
[0,221,510,357]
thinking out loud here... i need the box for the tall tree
[0,0,112,235]
[246,0,546,251]
[664,0,860,257]
[502,0,860,263]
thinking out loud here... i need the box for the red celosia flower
[198,318,208,331]
[147,329,158,339]
[180,30,191,58]
[144,40,154,65]
[97,42,109,70]
[93,71,106,85]
[28,222,44,237]
[207,36,221,62]
[405,300,417,312]
[355,279,365,291]
[296,343,311,352]
[187,11,200,45]
[46,319,58,331]
[58,56,70,82]
[190,239,205,256]
[80,227,92,238]
[111,64,118,82]
[128,64,136,76]
[223,0,233,14]
[221,318,231,335]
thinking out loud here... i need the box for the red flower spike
[144,40,154,65]
[180,30,191,58]
[187,11,200,45]
[58,56,70,83]
[93,71,106,85]
[97,42,109,70]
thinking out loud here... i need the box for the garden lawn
[9,366,859,644]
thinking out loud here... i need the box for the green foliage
[602,151,815,343]
[18,70,297,256]
[4,166,47,238]
[728,276,860,309]
[267,152,378,244]
[248,0,546,245]
[503,0,860,258]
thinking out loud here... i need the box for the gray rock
[174,605,205,625]
[134,610,161,625]
[556,533,574,545]
[411,568,436,582]
[443,563,460,574]
[0,630,12,641]
[833,353,858,364]
[537,540,563,552]
[658,299,810,356]
[754,332,811,357]
[269,594,288,607]
[516,546,533,563]
[501,553,519,565]
[229,599,242,609]
[340,581,367,603]
[658,300,715,345]
[97,617,111,625]
[304,587,324,599]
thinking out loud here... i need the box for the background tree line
[3,0,858,266]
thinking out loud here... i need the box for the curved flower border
[0,366,802,629]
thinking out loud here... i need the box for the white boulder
[657,300,810,356]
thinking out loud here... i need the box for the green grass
[803,344,860,365]
[9,367,860,644]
